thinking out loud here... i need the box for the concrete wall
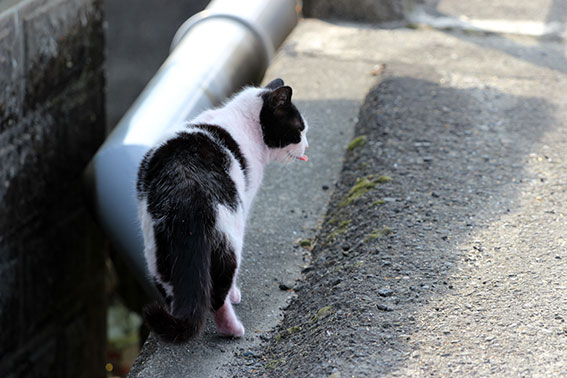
[302,0,428,22]
[0,0,106,376]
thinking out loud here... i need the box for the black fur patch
[136,147,154,198]
[143,303,202,343]
[194,124,248,185]
[260,86,305,148]
[141,131,239,216]
[154,279,172,307]
[210,232,238,311]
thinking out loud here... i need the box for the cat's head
[259,78,309,163]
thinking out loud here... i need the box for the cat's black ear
[265,78,285,90]
[269,86,292,109]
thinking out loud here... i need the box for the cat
[136,78,309,343]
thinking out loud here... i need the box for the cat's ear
[265,78,285,90]
[269,86,292,109]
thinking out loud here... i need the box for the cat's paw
[213,302,245,338]
[229,286,241,304]
[217,320,245,338]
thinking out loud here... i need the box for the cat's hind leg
[229,283,242,304]
[229,284,241,305]
[229,265,241,305]
[213,300,244,337]
[210,234,244,337]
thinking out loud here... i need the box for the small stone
[322,185,330,190]
[279,283,292,291]
[376,303,393,312]
[378,287,394,297]
[301,266,314,273]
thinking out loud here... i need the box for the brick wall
[0,0,106,376]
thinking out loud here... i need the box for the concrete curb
[128,19,380,377]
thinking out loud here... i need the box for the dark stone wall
[0,0,106,376]
[302,0,427,23]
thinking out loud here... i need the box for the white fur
[138,200,174,297]
[192,87,269,200]
[191,87,309,202]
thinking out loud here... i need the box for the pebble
[376,303,394,312]
[378,287,394,297]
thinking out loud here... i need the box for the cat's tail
[143,204,213,343]
[143,302,203,343]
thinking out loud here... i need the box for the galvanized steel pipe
[84,0,298,301]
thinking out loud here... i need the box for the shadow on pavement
[249,65,557,376]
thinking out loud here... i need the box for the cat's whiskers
[284,151,297,165]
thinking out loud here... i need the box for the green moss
[340,178,377,207]
[299,239,311,247]
[317,305,333,317]
[367,174,392,183]
[338,174,393,208]
[372,199,385,206]
[327,220,351,240]
[327,216,339,225]
[375,175,392,183]
[381,226,393,236]
[266,359,286,369]
[297,239,314,251]
[274,333,281,342]
[287,325,302,334]
[364,226,393,243]
[359,161,370,170]
[311,305,333,322]
[347,135,367,151]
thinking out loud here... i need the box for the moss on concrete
[347,135,367,151]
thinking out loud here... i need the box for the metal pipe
[84,0,298,301]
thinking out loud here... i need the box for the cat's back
[136,128,240,213]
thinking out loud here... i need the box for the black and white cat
[136,78,309,343]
